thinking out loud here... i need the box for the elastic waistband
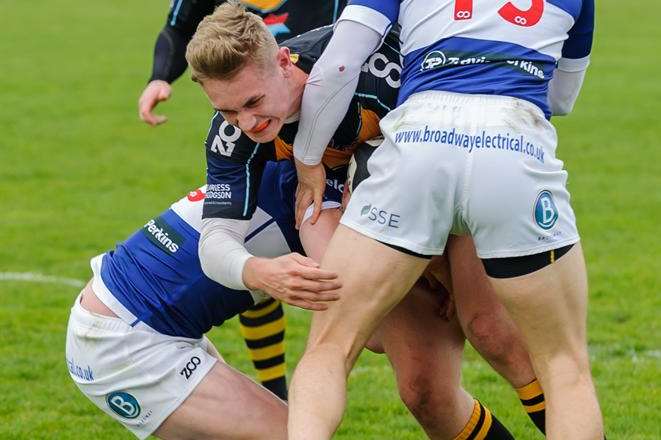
[89,254,156,332]
[70,292,133,333]
[405,90,546,119]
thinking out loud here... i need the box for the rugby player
[65,161,345,439]
[289,1,602,439]
[184,4,547,438]
[138,0,348,395]
[139,0,347,126]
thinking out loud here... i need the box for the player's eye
[245,96,263,108]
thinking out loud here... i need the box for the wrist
[147,78,171,87]
[242,256,265,291]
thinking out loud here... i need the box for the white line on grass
[0,272,85,288]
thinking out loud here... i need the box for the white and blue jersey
[97,161,303,339]
[342,0,594,118]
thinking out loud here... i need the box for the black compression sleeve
[149,26,190,84]
[149,0,217,84]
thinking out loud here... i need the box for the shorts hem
[340,218,444,256]
[132,356,219,439]
[302,201,341,224]
[476,236,580,259]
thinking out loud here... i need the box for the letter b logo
[534,190,558,230]
[107,391,141,419]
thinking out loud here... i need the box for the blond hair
[185,1,278,82]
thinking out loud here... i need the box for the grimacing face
[201,49,298,144]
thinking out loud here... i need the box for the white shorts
[65,293,218,439]
[342,90,580,258]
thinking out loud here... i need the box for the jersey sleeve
[167,0,216,36]
[293,20,383,165]
[559,0,594,71]
[341,0,399,35]
[149,0,216,83]
[203,112,270,221]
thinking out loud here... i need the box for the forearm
[549,57,589,116]
[293,19,383,165]
[198,217,252,290]
[148,26,191,84]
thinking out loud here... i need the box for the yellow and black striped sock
[453,400,514,440]
[516,379,546,434]
[239,298,287,400]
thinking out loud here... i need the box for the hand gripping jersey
[343,0,594,118]
[97,162,303,339]
[204,25,401,220]
[151,0,347,83]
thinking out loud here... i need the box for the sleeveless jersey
[343,0,594,118]
[99,161,303,339]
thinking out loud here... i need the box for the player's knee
[465,312,517,364]
[543,350,592,384]
[397,371,450,421]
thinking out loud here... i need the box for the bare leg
[304,212,483,439]
[155,359,287,440]
[369,281,474,439]
[447,235,535,388]
[299,207,342,262]
[488,242,603,439]
[288,225,428,440]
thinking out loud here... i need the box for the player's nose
[236,111,257,132]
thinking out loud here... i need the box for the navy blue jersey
[168,0,346,41]
[97,161,305,339]
[204,26,401,220]
[151,0,347,83]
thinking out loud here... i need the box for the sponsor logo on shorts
[66,357,94,381]
[106,391,141,419]
[179,356,202,380]
[394,126,545,163]
[361,204,401,228]
[143,216,184,254]
[534,190,558,230]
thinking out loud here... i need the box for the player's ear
[276,47,293,72]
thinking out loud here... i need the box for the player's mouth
[251,119,271,134]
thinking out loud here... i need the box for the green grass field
[1,1,659,438]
